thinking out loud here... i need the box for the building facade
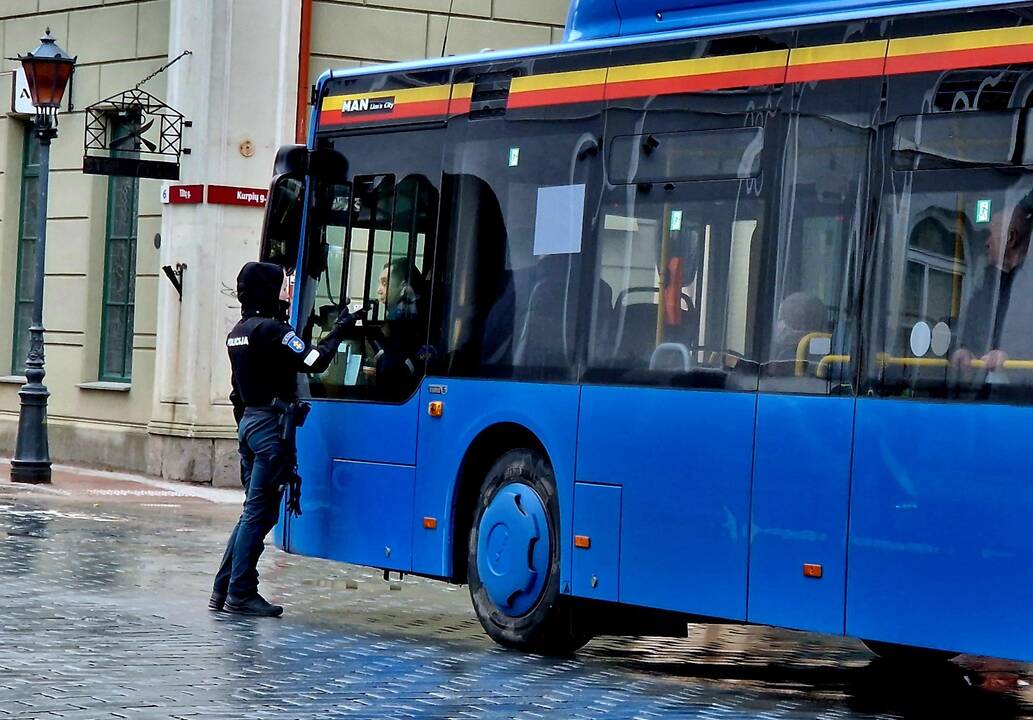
[0,0,567,485]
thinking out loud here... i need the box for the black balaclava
[236,262,284,319]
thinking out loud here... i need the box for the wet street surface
[2,467,1032,719]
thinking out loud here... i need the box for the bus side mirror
[260,144,350,271]
[260,173,307,270]
[274,144,308,175]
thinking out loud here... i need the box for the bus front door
[288,129,443,572]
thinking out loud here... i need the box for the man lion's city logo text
[341,96,395,115]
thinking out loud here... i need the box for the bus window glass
[609,126,764,184]
[304,173,437,401]
[866,165,1033,404]
[585,181,764,391]
[432,123,600,381]
[759,116,871,393]
[306,181,350,326]
[894,111,1022,170]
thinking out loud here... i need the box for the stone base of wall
[0,416,239,488]
[146,433,240,488]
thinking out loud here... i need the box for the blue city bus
[260,0,1033,661]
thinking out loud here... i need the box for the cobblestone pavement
[2,466,1032,720]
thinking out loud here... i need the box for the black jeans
[213,408,286,600]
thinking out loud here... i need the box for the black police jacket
[227,314,344,422]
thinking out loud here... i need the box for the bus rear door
[576,31,793,619]
[747,24,885,636]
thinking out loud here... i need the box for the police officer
[210,261,364,617]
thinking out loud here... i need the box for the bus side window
[866,68,1033,405]
[585,126,766,391]
[432,124,599,382]
[758,115,871,394]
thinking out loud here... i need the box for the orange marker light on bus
[803,563,823,579]
[428,401,444,418]
[574,535,591,549]
[423,517,437,530]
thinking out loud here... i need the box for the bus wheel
[467,448,589,655]
[862,640,958,663]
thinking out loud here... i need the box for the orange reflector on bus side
[803,563,823,578]
[574,535,591,549]
[428,401,444,418]
[423,517,437,530]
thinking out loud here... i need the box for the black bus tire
[467,448,590,655]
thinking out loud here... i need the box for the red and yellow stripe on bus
[319,85,452,127]
[448,83,474,117]
[318,25,1033,126]
[886,25,1033,75]
[604,49,788,101]
[502,50,789,111]
[786,39,888,83]
[508,68,608,109]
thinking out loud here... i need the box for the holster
[271,399,311,517]
[271,398,311,441]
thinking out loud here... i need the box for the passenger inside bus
[770,291,829,365]
[952,194,1033,371]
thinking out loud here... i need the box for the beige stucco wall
[0,0,168,472]
[0,0,567,484]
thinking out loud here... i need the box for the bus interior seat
[513,258,577,370]
[613,288,699,367]
[650,342,692,371]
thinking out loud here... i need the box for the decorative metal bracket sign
[82,88,186,180]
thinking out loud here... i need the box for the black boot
[225,594,283,617]
[208,592,226,612]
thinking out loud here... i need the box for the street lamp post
[10,29,75,485]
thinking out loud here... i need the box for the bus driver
[364,258,426,386]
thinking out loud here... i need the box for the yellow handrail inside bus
[875,353,1033,371]
[795,332,832,377]
[816,355,852,379]
[791,352,1033,381]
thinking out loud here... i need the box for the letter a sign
[13,69,37,114]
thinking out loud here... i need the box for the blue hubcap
[476,483,550,617]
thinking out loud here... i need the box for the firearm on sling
[272,398,311,517]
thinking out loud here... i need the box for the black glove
[285,469,303,517]
[324,305,368,343]
[331,304,369,332]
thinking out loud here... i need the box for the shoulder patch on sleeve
[282,331,306,354]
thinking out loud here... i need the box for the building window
[99,119,139,382]
[12,127,40,375]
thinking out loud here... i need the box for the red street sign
[161,184,203,204]
[207,185,268,207]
